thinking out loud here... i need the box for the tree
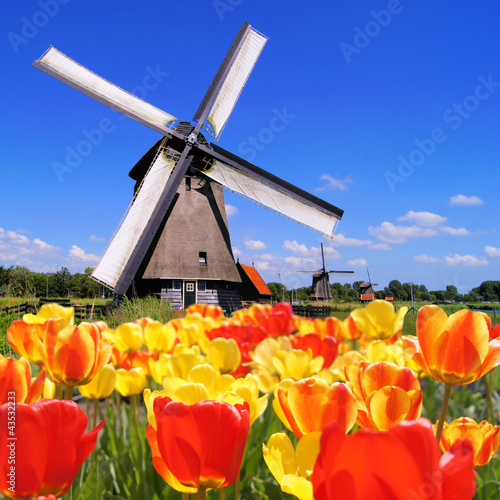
[267,282,287,302]
[53,267,72,297]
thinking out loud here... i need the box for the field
[0,298,499,499]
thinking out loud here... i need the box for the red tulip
[146,397,250,491]
[0,356,45,405]
[0,399,104,499]
[313,418,476,500]
[290,333,339,369]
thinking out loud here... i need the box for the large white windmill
[33,22,345,310]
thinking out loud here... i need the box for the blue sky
[1,0,499,294]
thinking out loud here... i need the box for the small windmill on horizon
[298,243,353,301]
[33,22,345,310]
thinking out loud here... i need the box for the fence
[0,300,110,321]
[292,304,333,318]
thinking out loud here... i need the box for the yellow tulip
[350,300,408,340]
[206,338,241,374]
[144,321,176,353]
[103,322,144,353]
[272,349,324,380]
[115,367,147,396]
[263,432,321,500]
[79,364,117,400]
[23,303,74,326]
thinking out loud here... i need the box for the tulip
[345,361,422,431]
[42,320,112,387]
[115,367,147,397]
[276,377,357,438]
[186,303,225,319]
[102,322,144,353]
[0,399,104,499]
[0,356,46,405]
[290,333,339,369]
[6,321,45,365]
[350,300,408,341]
[144,321,176,353]
[403,306,500,385]
[263,432,321,500]
[273,348,324,380]
[23,303,74,326]
[206,337,241,374]
[78,364,117,400]
[437,417,500,467]
[146,397,250,494]
[313,418,476,500]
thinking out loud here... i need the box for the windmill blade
[197,143,343,237]
[193,22,267,139]
[327,270,354,274]
[320,242,327,272]
[33,47,183,140]
[92,140,193,294]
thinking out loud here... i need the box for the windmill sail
[193,22,267,139]
[33,47,180,138]
[198,144,343,237]
[91,141,176,289]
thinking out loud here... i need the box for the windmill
[33,22,344,310]
[360,268,378,301]
[277,266,287,302]
[298,243,353,301]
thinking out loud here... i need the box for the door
[183,281,196,309]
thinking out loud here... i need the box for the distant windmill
[33,22,344,310]
[360,268,378,301]
[298,243,353,301]
[277,266,286,301]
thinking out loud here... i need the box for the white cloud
[444,254,489,266]
[413,255,442,263]
[368,222,438,244]
[484,246,500,258]
[67,245,100,264]
[439,226,470,236]
[347,258,367,266]
[90,234,106,242]
[449,194,485,207]
[397,211,447,227]
[369,242,392,250]
[244,239,267,251]
[330,234,371,246]
[317,174,352,191]
[283,240,310,257]
[0,228,61,263]
[225,204,238,217]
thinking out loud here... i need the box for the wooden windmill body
[34,23,345,310]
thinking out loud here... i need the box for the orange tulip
[0,356,46,405]
[313,418,476,500]
[6,321,45,365]
[146,397,250,492]
[345,360,422,431]
[0,399,104,499]
[436,417,500,467]
[276,377,357,438]
[403,306,500,385]
[42,320,112,386]
[290,333,339,369]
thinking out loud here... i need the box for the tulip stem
[235,472,240,500]
[483,373,495,423]
[56,383,63,400]
[132,394,139,437]
[93,398,98,430]
[220,488,225,500]
[64,384,74,401]
[198,487,207,500]
[435,383,453,443]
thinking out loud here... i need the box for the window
[186,282,195,292]
[198,281,206,291]
[199,252,207,266]
[173,281,181,291]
